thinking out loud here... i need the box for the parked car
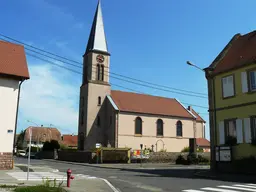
[17,150,26,157]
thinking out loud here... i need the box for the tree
[42,140,60,151]
[16,130,25,150]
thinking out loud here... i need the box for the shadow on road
[118,168,256,183]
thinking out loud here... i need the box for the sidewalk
[46,159,210,170]
[194,170,256,183]
[0,165,117,192]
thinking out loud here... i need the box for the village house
[61,134,78,149]
[23,126,61,149]
[78,1,206,152]
[205,30,256,172]
[0,40,30,169]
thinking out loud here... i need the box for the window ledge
[156,136,164,138]
[222,95,235,100]
[176,136,183,139]
[134,134,142,137]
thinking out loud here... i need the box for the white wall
[0,77,19,152]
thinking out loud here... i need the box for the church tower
[78,0,111,150]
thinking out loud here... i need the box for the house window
[251,117,256,141]
[156,119,163,136]
[97,64,101,80]
[224,119,237,145]
[222,75,235,98]
[176,121,183,137]
[249,70,256,92]
[97,116,101,127]
[135,117,142,135]
[98,96,101,105]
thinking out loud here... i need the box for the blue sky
[1,0,256,139]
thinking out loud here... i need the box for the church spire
[85,0,109,55]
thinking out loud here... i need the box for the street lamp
[186,60,216,171]
[186,61,205,72]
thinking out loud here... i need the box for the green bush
[176,153,210,165]
[176,155,188,165]
[43,140,60,151]
[181,147,189,152]
[102,150,129,163]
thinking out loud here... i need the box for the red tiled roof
[24,127,61,142]
[196,138,210,147]
[0,40,30,80]
[210,31,256,74]
[111,90,195,119]
[61,135,78,147]
[190,108,206,123]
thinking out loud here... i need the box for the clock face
[96,54,104,63]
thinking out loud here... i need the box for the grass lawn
[13,186,67,192]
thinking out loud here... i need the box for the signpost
[96,143,101,164]
[27,127,32,181]
[140,144,143,167]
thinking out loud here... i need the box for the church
[78,1,206,152]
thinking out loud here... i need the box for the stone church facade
[78,1,206,152]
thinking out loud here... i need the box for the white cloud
[19,63,80,134]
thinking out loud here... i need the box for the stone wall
[0,152,13,169]
[147,152,210,163]
[58,151,92,163]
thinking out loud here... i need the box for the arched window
[98,96,101,105]
[97,64,101,80]
[97,116,101,127]
[135,117,142,135]
[176,120,183,137]
[101,65,104,81]
[156,119,163,136]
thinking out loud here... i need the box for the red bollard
[67,169,74,188]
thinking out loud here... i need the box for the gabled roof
[188,107,206,123]
[61,135,78,147]
[110,90,199,119]
[206,31,256,75]
[84,0,109,55]
[196,138,210,147]
[24,127,61,142]
[0,40,30,80]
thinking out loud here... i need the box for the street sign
[96,143,101,149]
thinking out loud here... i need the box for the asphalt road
[14,157,246,192]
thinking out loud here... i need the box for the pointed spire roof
[85,0,109,55]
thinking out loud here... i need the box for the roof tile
[0,40,30,80]
[211,30,256,74]
[111,90,197,119]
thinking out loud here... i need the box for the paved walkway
[0,164,118,192]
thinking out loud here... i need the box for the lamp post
[27,120,41,151]
[186,60,216,171]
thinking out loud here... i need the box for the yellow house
[205,31,256,172]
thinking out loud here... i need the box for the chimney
[188,106,192,111]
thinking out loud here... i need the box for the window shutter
[219,121,225,145]
[244,118,251,143]
[241,72,248,93]
[222,77,228,98]
[236,119,243,143]
[228,76,234,96]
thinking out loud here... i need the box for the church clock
[96,54,104,63]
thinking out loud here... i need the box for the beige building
[0,40,30,169]
[78,1,206,152]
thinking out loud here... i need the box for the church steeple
[85,0,109,56]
